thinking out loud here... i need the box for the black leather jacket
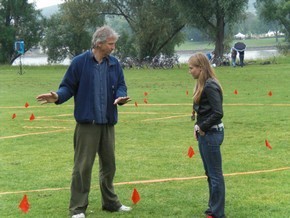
[193,78,223,132]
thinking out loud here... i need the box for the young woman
[188,53,225,218]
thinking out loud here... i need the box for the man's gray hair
[91,25,119,48]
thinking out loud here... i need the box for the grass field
[0,56,290,217]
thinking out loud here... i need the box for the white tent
[234,32,246,39]
[265,31,275,37]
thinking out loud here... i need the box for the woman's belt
[210,123,224,130]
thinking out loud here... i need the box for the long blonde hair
[188,53,222,103]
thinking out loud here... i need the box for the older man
[36,25,131,218]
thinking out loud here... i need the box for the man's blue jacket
[56,50,127,125]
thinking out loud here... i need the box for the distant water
[12,49,279,66]
[12,55,70,66]
[177,50,279,63]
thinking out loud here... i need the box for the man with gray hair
[36,25,131,218]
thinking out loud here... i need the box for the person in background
[36,25,132,218]
[230,47,237,67]
[238,50,245,67]
[206,52,212,61]
[188,53,225,218]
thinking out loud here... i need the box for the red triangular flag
[131,188,140,204]
[265,139,272,150]
[186,90,189,96]
[12,113,16,119]
[134,101,138,107]
[19,194,30,213]
[144,98,148,104]
[268,91,272,96]
[30,113,35,121]
[25,102,29,108]
[188,146,195,158]
[144,92,148,96]
[234,89,238,95]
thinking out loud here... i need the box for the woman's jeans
[198,128,225,218]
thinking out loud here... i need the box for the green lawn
[0,57,290,217]
[176,37,285,51]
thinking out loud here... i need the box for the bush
[277,42,290,55]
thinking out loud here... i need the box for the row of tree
[0,0,289,65]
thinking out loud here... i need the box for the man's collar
[90,49,109,64]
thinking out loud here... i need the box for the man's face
[98,36,117,56]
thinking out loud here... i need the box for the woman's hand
[194,125,205,140]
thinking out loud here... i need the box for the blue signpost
[14,41,25,74]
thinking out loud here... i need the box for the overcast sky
[28,0,64,9]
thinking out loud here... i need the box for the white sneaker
[118,205,132,212]
[72,213,85,218]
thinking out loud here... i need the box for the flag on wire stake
[188,146,195,158]
[25,102,29,108]
[134,102,138,107]
[131,188,141,204]
[265,139,272,150]
[30,113,35,121]
[12,113,16,119]
[19,194,30,213]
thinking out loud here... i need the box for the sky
[28,0,64,9]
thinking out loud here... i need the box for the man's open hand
[114,96,131,105]
[36,91,58,104]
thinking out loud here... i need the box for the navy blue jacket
[56,50,127,125]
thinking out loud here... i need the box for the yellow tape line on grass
[0,129,70,140]
[2,103,290,110]
[141,114,189,121]
[114,167,290,185]
[0,167,289,195]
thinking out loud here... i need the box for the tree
[177,0,248,65]
[105,16,138,59]
[255,0,290,42]
[106,0,185,60]
[0,0,44,64]
[182,26,211,42]
[233,12,270,36]
[43,0,104,63]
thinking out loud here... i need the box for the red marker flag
[12,113,16,119]
[134,101,138,107]
[131,188,140,204]
[19,194,30,213]
[265,139,272,150]
[234,89,238,95]
[25,102,29,108]
[268,91,272,96]
[30,113,35,121]
[144,92,148,96]
[144,98,148,104]
[188,146,195,158]
[186,90,189,96]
